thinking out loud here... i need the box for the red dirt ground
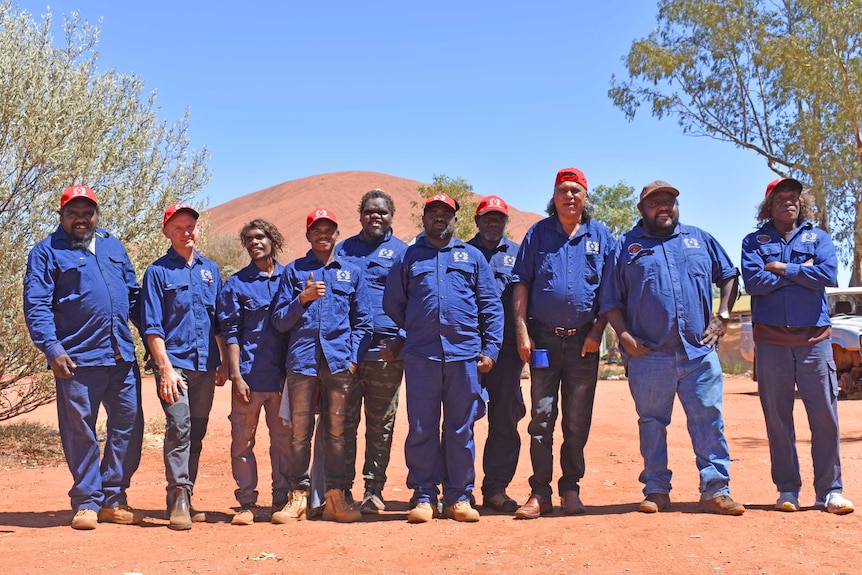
[1,372,860,575]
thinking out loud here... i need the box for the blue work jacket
[383,234,503,363]
[600,222,738,360]
[217,261,287,391]
[741,221,836,327]
[270,252,372,376]
[141,247,223,372]
[23,225,140,366]
[467,234,520,346]
[512,217,613,329]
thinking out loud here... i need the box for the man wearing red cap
[142,202,228,529]
[601,180,744,516]
[511,168,614,518]
[24,185,144,529]
[383,194,503,523]
[467,195,526,513]
[271,208,372,523]
[741,178,854,515]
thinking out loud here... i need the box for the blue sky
[20,0,847,283]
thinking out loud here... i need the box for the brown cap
[640,180,680,201]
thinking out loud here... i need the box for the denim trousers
[404,354,484,506]
[755,339,843,500]
[526,328,599,499]
[286,363,355,492]
[229,390,292,506]
[55,362,143,511]
[627,348,731,498]
[158,367,216,496]
[343,359,404,492]
[481,343,526,497]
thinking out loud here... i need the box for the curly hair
[239,218,285,258]
[357,189,395,215]
[756,189,815,227]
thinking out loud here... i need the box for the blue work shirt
[336,229,408,360]
[383,234,503,363]
[217,261,287,392]
[141,247,222,372]
[270,251,372,376]
[512,217,613,329]
[600,221,738,360]
[741,220,836,327]
[467,234,520,346]
[23,225,140,366]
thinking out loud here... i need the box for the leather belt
[531,320,592,338]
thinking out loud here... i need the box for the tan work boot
[97,504,143,525]
[272,490,308,523]
[71,508,97,530]
[407,501,438,523]
[445,500,480,522]
[231,506,256,525]
[323,489,362,523]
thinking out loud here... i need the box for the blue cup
[531,348,550,369]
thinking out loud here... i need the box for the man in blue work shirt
[217,219,292,525]
[24,185,144,530]
[741,178,853,515]
[383,193,503,523]
[337,189,408,514]
[141,202,228,530]
[511,168,613,519]
[601,180,745,516]
[466,195,527,514]
[271,208,372,523]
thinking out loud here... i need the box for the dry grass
[0,421,65,469]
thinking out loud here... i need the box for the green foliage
[0,2,210,420]
[609,0,862,283]
[412,174,479,241]
[591,181,638,238]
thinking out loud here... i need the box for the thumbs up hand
[299,271,326,305]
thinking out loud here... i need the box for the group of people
[22,168,854,530]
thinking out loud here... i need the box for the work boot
[444,500,480,522]
[71,509,97,530]
[272,489,308,523]
[407,501,438,523]
[97,504,143,525]
[360,491,386,514]
[323,489,362,523]
[699,494,745,516]
[169,487,193,530]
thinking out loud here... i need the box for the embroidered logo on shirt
[683,238,701,249]
[757,235,771,244]
[200,268,213,286]
[801,232,817,243]
[453,251,470,262]
[336,269,352,282]
[628,243,643,254]
[586,241,600,254]
[502,255,516,267]
[377,248,395,259]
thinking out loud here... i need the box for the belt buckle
[554,327,575,338]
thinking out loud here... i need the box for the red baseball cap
[555,167,588,191]
[765,177,803,198]
[60,185,98,208]
[163,203,200,227]
[424,193,460,212]
[306,208,337,230]
[640,180,680,201]
[476,195,509,216]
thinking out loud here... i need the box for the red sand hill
[203,170,544,262]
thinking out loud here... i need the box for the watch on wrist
[718,310,731,322]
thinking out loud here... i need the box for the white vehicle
[739,287,862,398]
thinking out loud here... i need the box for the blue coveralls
[741,220,844,503]
[23,225,143,512]
[141,247,222,501]
[512,217,613,499]
[270,251,372,492]
[217,261,291,507]
[383,235,503,506]
[600,221,738,498]
[337,230,408,493]
[466,234,527,499]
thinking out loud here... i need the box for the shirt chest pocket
[330,281,355,316]
[446,260,475,292]
[163,281,191,310]
[55,256,89,299]
[790,243,816,265]
[757,243,782,264]
[367,259,393,287]
[409,260,437,292]
[241,297,269,328]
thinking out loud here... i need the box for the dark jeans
[526,327,599,499]
[286,363,355,492]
